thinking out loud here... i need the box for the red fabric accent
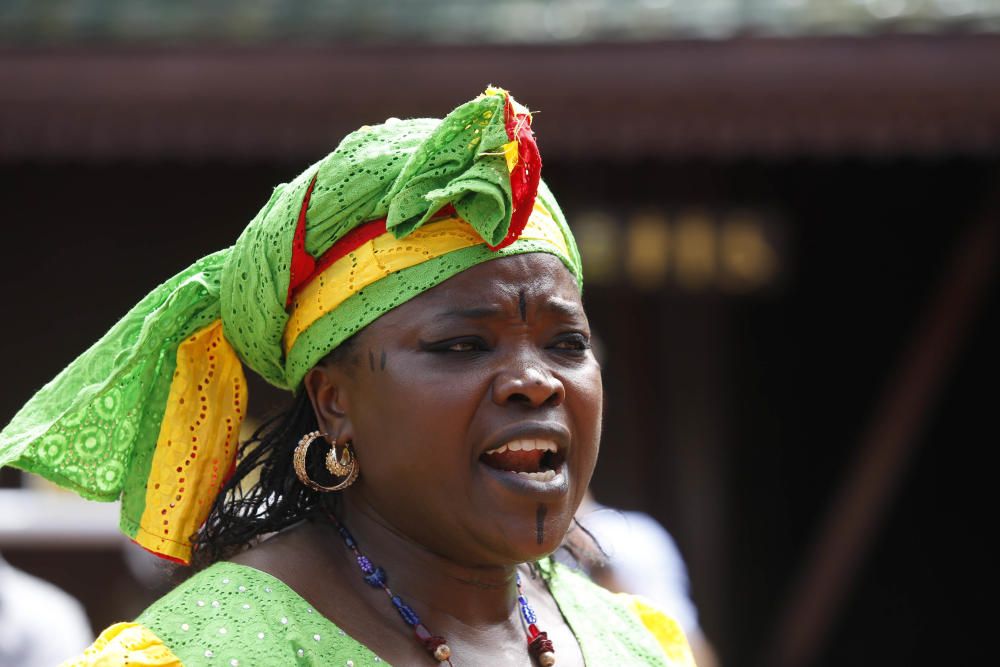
[436,203,457,219]
[221,456,238,489]
[313,217,388,277]
[287,204,460,303]
[489,94,542,251]
[286,174,320,306]
[504,94,519,140]
[129,537,189,565]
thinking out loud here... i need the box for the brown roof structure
[3,35,999,161]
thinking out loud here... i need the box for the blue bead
[522,605,538,624]
[391,596,421,626]
[363,566,387,588]
[357,555,374,574]
[338,526,357,548]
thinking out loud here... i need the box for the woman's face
[307,253,602,566]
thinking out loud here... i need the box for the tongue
[481,449,543,473]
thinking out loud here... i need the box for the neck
[327,494,523,628]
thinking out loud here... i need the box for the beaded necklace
[327,512,557,666]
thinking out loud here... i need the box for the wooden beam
[3,35,1000,160]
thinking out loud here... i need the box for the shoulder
[577,509,701,633]
[60,623,182,667]
[543,559,697,667]
[617,594,699,667]
[64,562,384,667]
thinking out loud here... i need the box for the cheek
[350,365,482,468]
[567,366,602,500]
[567,364,603,443]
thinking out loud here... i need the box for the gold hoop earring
[293,430,360,492]
[325,438,355,477]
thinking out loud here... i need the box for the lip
[480,421,571,458]
[477,421,572,500]
[478,461,570,497]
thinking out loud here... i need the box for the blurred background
[1,1,998,665]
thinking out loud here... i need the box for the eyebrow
[437,305,505,321]
[541,297,582,318]
[437,297,582,321]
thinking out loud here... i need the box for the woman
[0,88,695,666]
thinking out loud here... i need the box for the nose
[492,361,565,408]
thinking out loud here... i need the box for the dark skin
[234,253,602,665]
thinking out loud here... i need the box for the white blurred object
[0,556,93,667]
[0,489,122,548]
[578,507,700,635]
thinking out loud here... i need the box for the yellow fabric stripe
[134,320,246,564]
[502,139,519,171]
[481,86,522,171]
[620,595,698,667]
[283,203,568,353]
[60,622,184,667]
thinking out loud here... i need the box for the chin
[491,502,579,565]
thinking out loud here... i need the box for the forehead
[425,253,580,305]
[371,253,583,330]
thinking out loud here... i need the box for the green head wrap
[0,87,581,563]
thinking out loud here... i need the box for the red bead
[528,631,554,661]
[527,623,540,639]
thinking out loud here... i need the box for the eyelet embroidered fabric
[4,251,228,515]
[138,563,383,666]
[127,560,690,667]
[535,558,691,666]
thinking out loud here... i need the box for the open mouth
[479,438,566,482]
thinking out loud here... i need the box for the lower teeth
[515,470,557,482]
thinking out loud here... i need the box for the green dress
[66,559,695,666]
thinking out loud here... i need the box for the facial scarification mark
[536,503,547,544]
[368,349,375,372]
[518,289,527,322]
[380,349,386,371]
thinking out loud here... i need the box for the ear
[303,363,355,444]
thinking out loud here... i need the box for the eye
[446,339,481,352]
[420,336,489,353]
[550,332,591,353]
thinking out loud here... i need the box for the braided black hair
[191,340,358,569]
